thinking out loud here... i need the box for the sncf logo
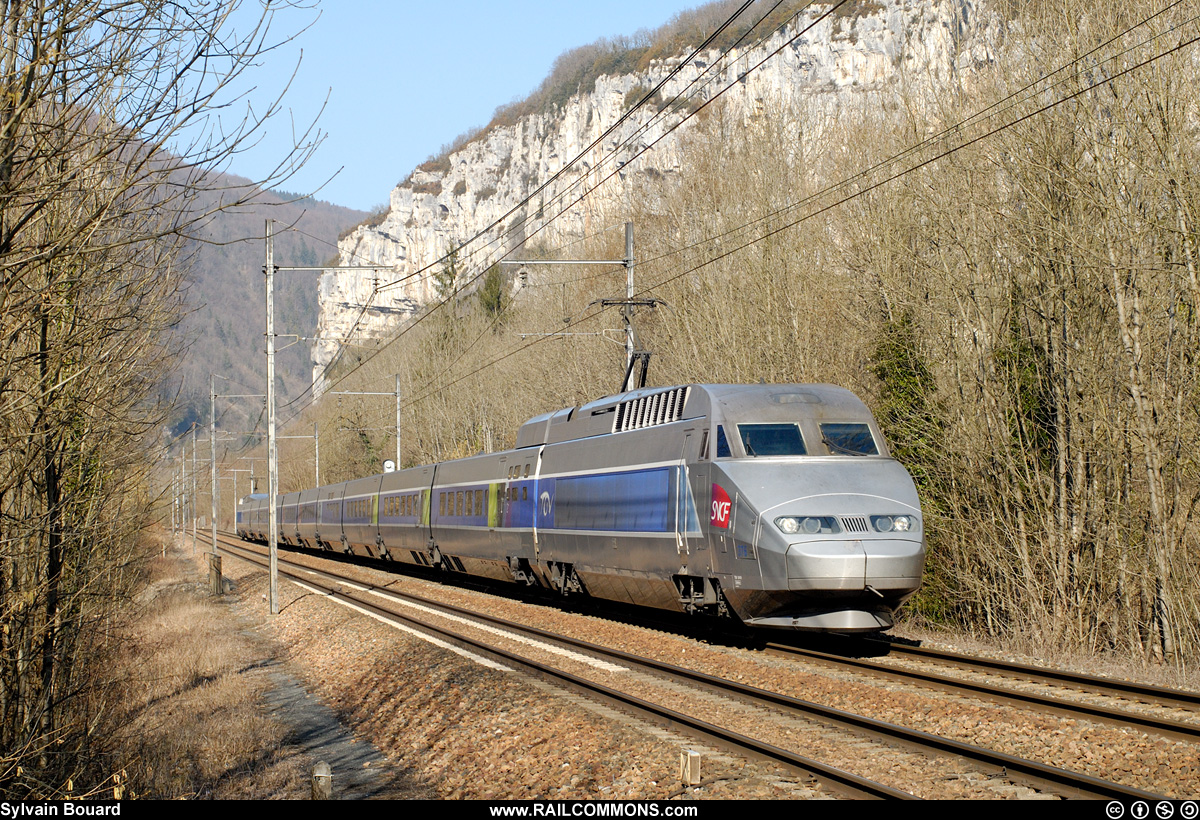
[711,484,732,529]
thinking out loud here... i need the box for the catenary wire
[274,0,793,417]
[309,0,802,389]
[306,1,839,406]
[255,3,1196,460]
[391,20,1200,417]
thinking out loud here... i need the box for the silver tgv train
[237,384,926,631]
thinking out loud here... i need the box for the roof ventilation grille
[612,386,690,433]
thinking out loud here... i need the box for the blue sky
[224,0,703,212]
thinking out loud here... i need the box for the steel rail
[218,533,1171,802]
[865,638,1200,710]
[764,642,1200,744]
[216,536,913,800]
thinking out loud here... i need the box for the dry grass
[105,540,312,799]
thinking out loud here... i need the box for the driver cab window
[736,423,807,456]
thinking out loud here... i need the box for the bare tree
[245,0,1200,672]
[0,0,319,795]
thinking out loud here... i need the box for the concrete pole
[395,374,402,468]
[210,374,218,554]
[190,424,197,554]
[624,221,634,373]
[265,219,279,615]
[178,453,184,541]
[314,422,319,487]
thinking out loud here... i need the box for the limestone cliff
[315,0,999,388]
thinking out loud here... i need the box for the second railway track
[763,640,1200,744]
[215,533,1190,801]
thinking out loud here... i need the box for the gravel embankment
[213,543,1200,800]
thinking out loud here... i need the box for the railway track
[877,639,1200,705]
[215,533,1179,801]
[763,641,1200,744]
[216,535,905,799]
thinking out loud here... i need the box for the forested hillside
[252,0,1200,665]
[167,185,365,437]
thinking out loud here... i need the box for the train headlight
[871,514,916,533]
[775,516,840,535]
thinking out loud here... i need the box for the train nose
[785,540,864,590]
[785,537,924,592]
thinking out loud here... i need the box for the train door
[531,445,546,563]
[422,465,435,544]
[676,431,706,568]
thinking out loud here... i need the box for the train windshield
[820,423,878,456]
[737,423,807,456]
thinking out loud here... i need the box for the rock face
[315,0,998,388]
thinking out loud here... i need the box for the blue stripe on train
[540,468,673,532]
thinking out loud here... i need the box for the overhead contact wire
[310,1,834,404]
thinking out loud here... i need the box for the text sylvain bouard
[1,806,119,817]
